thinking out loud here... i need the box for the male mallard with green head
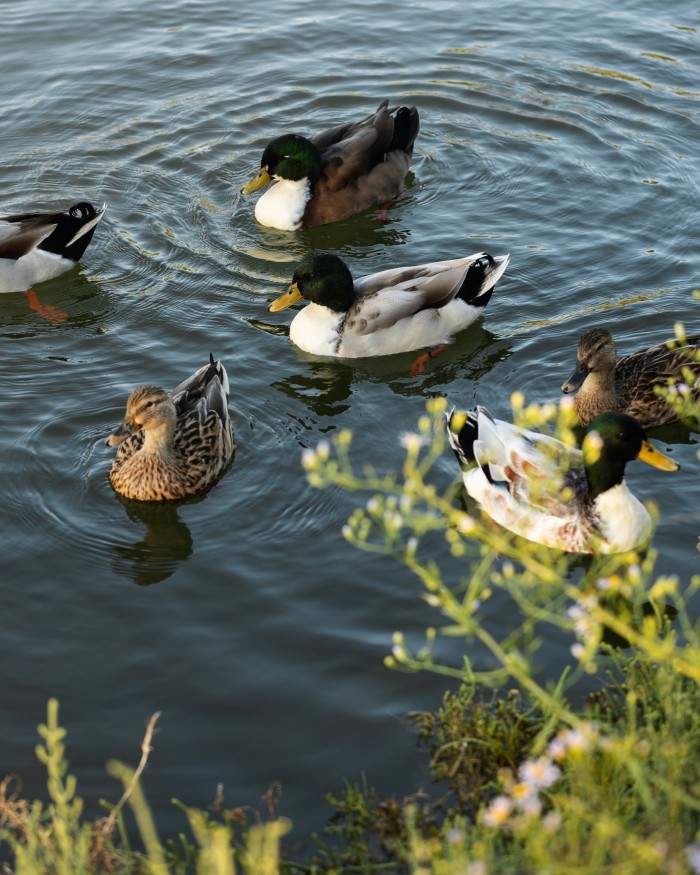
[241,100,419,230]
[447,406,678,554]
[268,251,509,359]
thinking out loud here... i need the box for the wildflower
[316,439,330,461]
[510,781,542,818]
[482,795,512,828]
[301,448,317,470]
[399,431,426,452]
[456,513,475,534]
[518,757,561,790]
[570,643,585,660]
[392,642,406,661]
[466,862,488,875]
[542,811,562,833]
[366,497,380,514]
[517,793,542,819]
[446,827,464,846]
[548,725,598,761]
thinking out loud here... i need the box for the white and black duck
[0,201,106,293]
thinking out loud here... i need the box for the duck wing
[305,101,419,226]
[0,212,60,260]
[345,254,508,336]
[172,354,231,426]
[616,335,700,425]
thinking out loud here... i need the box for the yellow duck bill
[637,440,680,472]
[269,282,303,312]
[241,168,271,195]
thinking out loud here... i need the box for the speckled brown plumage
[562,328,700,428]
[106,356,234,501]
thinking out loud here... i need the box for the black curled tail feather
[457,254,497,308]
[389,106,420,155]
[446,407,479,469]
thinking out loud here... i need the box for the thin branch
[102,711,161,837]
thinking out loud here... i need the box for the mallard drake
[241,100,420,230]
[446,406,678,553]
[561,328,700,428]
[106,356,235,502]
[0,202,106,293]
[268,251,509,359]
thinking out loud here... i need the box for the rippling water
[1,0,699,840]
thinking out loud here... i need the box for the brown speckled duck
[241,99,420,230]
[561,328,700,428]
[106,356,234,501]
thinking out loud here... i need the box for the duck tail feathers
[389,105,420,155]
[458,253,510,308]
[446,406,480,469]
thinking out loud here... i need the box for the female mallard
[241,100,419,230]
[106,356,234,502]
[561,328,700,428]
[268,251,509,359]
[446,406,678,553]
[0,202,106,293]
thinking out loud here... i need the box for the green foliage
[303,374,700,873]
[0,701,293,875]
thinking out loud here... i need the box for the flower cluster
[481,755,561,830]
[481,722,601,832]
[566,594,601,661]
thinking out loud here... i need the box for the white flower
[548,725,598,761]
[466,862,488,875]
[482,795,512,828]
[316,440,330,460]
[547,737,567,762]
[456,513,475,534]
[301,448,316,470]
[518,757,561,790]
[399,431,426,452]
[542,811,562,833]
[446,827,464,846]
[570,643,585,659]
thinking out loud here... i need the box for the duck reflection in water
[270,327,512,417]
[111,494,194,586]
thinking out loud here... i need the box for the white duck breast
[254,179,312,231]
[290,253,510,358]
[0,202,105,293]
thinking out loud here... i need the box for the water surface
[1,0,699,841]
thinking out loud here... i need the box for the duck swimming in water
[241,100,419,230]
[106,356,235,502]
[268,251,509,360]
[446,406,678,554]
[561,327,700,428]
[0,202,106,294]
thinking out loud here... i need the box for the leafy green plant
[303,373,700,873]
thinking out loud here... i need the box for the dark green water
[1,0,698,841]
